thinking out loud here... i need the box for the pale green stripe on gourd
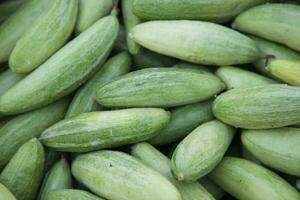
[0,98,68,168]
[72,150,182,200]
[213,84,300,129]
[96,68,224,108]
[209,157,300,200]
[38,158,72,200]
[131,142,215,200]
[250,36,300,78]
[66,51,131,118]
[0,0,51,63]
[199,178,225,200]
[216,66,276,90]
[267,59,300,86]
[41,108,170,152]
[242,127,300,177]
[9,0,78,74]
[47,189,104,200]
[0,69,24,96]
[75,0,113,35]
[0,138,45,200]
[133,48,177,69]
[122,0,141,54]
[133,0,272,23]
[171,120,235,182]
[0,15,119,115]
[133,20,259,66]
[149,100,214,146]
[0,0,27,22]
[0,183,16,200]
[232,3,300,52]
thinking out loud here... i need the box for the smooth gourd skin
[0,98,68,168]
[65,51,131,118]
[9,0,79,73]
[267,59,300,86]
[133,20,260,66]
[171,120,235,182]
[133,0,272,23]
[72,151,182,200]
[0,69,24,96]
[209,157,300,200]
[131,143,215,200]
[38,158,72,200]
[75,0,113,34]
[0,183,16,200]
[242,127,300,177]
[47,189,104,200]
[213,84,300,129]
[0,0,51,63]
[149,100,214,146]
[232,4,300,52]
[96,68,224,108]
[216,66,276,90]
[122,0,141,54]
[250,35,300,78]
[40,108,170,152]
[0,15,119,115]
[0,139,45,200]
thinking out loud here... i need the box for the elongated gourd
[65,51,131,118]
[267,59,300,86]
[9,0,78,73]
[0,98,68,168]
[38,158,72,200]
[149,100,214,146]
[47,189,104,200]
[75,0,113,34]
[0,139,45,200]
[0,69,24,96]
[216,66,276,90]
[0,15,119,115]
[96,68,224,108]
[41,108,170,152]
[133,20,259,66]
[133,0,272,23]
[232,4,300,52]
[0,0,51,63]
[242,127,300,177]
[131,142,215,200]
[213,84,300,129]
[122,0,141,54]
[171,120,235,182]
[250,36,300,78]
[209,157,300,200]
[72,150,182,200]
